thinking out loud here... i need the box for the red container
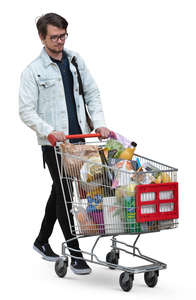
[136,182,179,223]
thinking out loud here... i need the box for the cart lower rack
[51,133,178,292]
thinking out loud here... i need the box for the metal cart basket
[49,133,179,292]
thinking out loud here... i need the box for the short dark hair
[36,13,68,39]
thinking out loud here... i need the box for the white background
[1,0,195,299]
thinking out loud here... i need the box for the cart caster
[119,272,134,292]
[55,257,68,278]
[106,251,119,269]
[144,271,159,288]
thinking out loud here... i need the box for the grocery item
[119,142,137,161]
[136,158,142,168]
[103,196,124,234]
[73,207,99,235]
[60,143,99,178]
[103,147,109,158]
[105,138,125,158]
[124,195,141,233]
[111,160,134,188]
[108,149,118,159]
[115,184,136,210]
[161,173,171,183]
[98,147,114,192]
[155,172,171,184]
[86,194,103,213]
[80,156,104,191]
[142,163,161,179]
[159,191,174,201]
[109,131,137,149]
[135,173,155,185]
[140,222,149,232]
[130,170,145,183]
[159,219,174,229]
[87,211,105,234]
[86,187,104,198]
[114,183,140,233]
[119,147,135,160]
[154,175,162,184]
[86,194,105,234]
[130,164,155,185]
[147,221,159,232]
[130,160,139,171]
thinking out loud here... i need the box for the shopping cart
[48,133,179,292]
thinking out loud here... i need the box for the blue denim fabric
[19,47,106,145]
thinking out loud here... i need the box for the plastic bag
[72,206,99,235]
[109,131,136,148]
[109,159,135,188]
[80,156,103,183]
[60,143,99,178]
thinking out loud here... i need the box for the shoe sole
[70,265,92,275]
[33,245,59,262]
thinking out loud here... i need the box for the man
[19,13,110,275]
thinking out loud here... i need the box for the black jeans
[36,146,82,258]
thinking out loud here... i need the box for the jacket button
[75,88,78,92]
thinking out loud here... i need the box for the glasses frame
[49,33,68,42]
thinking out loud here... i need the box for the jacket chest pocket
[38,78,59,100]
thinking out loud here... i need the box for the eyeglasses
[49,33,68,42]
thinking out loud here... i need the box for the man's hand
[95,127,110,139]
[49,131,66,142]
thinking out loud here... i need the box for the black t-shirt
[50,52,84,143]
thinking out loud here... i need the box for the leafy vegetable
[105,139,124,158]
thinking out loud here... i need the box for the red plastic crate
[136,182,179,222]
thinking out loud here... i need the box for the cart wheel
[106,251,119,269]
[55,257,68,278]
[144,271,158,288]
[119,272,133,292]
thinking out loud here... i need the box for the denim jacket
[19,48,106,145]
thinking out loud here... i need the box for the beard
[45,44,64,54]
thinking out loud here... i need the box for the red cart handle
[48,133,101,147]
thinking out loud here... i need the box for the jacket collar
[40,47,76,67]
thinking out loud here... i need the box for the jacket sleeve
[19,67,54,137]
[77,54,106,130]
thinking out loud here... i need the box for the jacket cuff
[38,125,54,138]
[93,120,107,130]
